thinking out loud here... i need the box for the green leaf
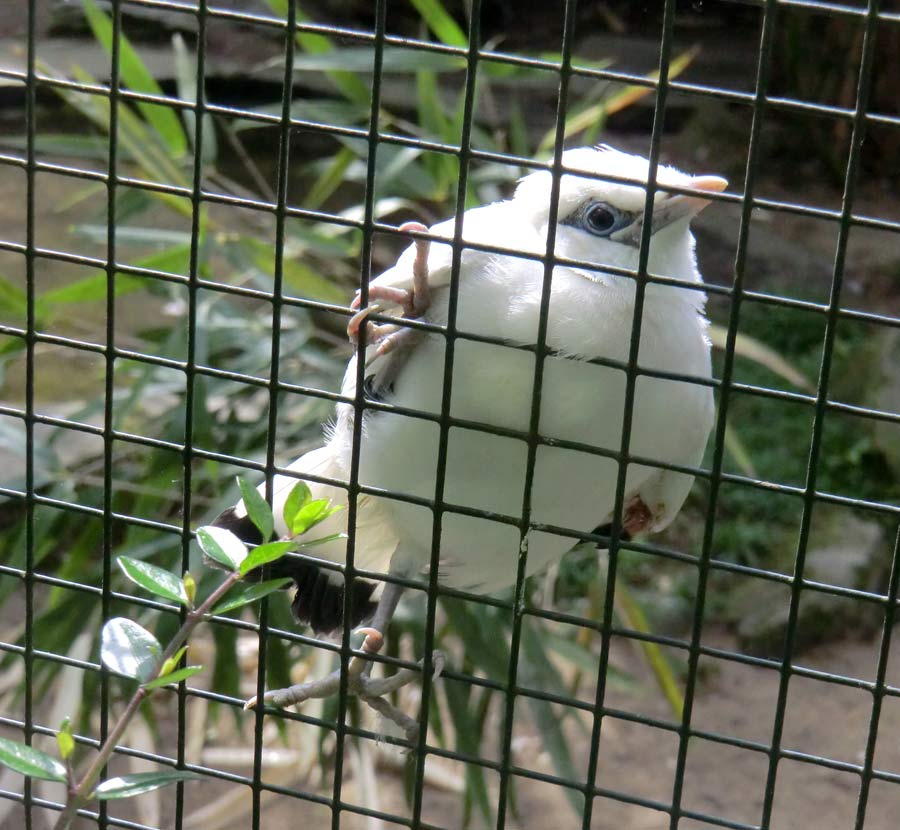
[238,542,295,577]
[295,532,347,549]
[118,556,189,605]
[410,0,468,47]
[211,577,293,615]
[100,617,162,682]
[0,737,67,783]
[237,476,274,543]
[290,499,342,537]
[182,572,197,606]
[94,770,203,800]
[196,526,247,571]
[282,480,312,530]
[159,645,189,677]
[56,717,75,761]
[142,665,203,691]
[81,0,187,157]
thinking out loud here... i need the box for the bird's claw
[244,627,444,748]
[348,221,431,351]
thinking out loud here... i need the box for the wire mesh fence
[1,0,900,828]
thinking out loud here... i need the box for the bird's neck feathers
[529,219,708,361]
[548,216,706,308]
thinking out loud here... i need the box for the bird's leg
[244,573,443,745]
[347,221,432,356]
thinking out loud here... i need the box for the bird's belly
[357,326,711,592]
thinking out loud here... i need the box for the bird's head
[514,145,727,282]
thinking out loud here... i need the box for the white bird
[214,145,725,719]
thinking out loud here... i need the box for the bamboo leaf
[304,146,355,210]
[614,582,684,719]
[0,273,27,316]
[410,0,468,47]
[539,47,698,153]
[81,0,187,157]
[238,237,347,303]
[723,421,759,478]
[39,273,143,306]
[263,0,370,105]
[709,325,814,391]
[172,33,217,164]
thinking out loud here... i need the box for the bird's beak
[610,175,728,246]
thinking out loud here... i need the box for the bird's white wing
[634,393,714,533]
[244,446,401,576]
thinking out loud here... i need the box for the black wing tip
[592,522,632,544]
[212,506,264,546]
[282,557,378,635]
[210,507,376,635]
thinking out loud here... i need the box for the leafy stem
[52,569,242,830]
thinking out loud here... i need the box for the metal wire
[4,0,900,828]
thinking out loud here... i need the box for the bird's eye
[582,202,621,236]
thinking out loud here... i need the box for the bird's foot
[244,627,444,746]
[348,221,431,351]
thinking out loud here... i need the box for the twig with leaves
[0,476,339,830]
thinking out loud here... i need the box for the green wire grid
[1,0,899,828]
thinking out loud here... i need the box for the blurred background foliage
[1,0,899,826]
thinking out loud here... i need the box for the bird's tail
[210,447,386,635]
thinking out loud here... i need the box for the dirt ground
[182,629,900,830]
[3,626,900,830]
